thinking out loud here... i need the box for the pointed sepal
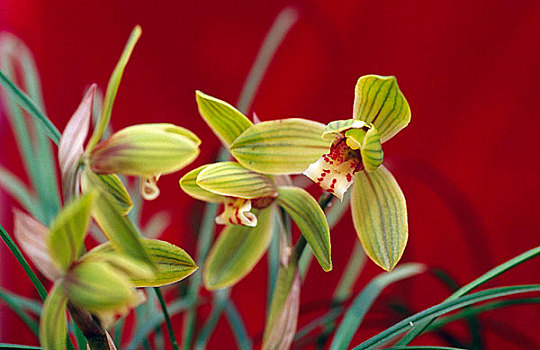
[351,166,408,271]
[179,165,225,203]
[39,283,68,350]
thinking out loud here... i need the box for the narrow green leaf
[330,263,426,349]
[398,245,540,345]
[196,91,253,146]
[39,283,68,350]
[194,289,230,350]
[87,238,198,287]
[180,165,225,203]
[277,186,332,271]
[0,166,42,220]
[0,344,42,349]
[87,26,141,151]
[48,193,94,272]
[353,75,411,143]
[63,261,135,313]
[0,70,61,144]
[230,118,330,174]
[351,166,408,271]
[81,169,153,266]
[204,207,274,290]
[225,302,253,350]
[353,285,540,349]
[197,161,277,199]
[262,258,300,350]
[0,288,40,334]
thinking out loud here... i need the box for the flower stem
[154,287,179,350]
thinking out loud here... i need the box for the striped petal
[196,161,277,199]
[196,91,253,146]
[230,118,330,174]
[204,207,274,290]
[322,119,366,142]
[179,165,225,203]
[351,166,408,271]
[359,126,383,172]
[39,283,68,350]
[353,75,411,143]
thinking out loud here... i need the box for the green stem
[0,224,47,300]
[154,287,179,350]
[0,70,61,144]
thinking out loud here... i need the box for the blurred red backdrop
[1,0,539,349]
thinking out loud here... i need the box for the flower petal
[322,119,366,142]
[87,238,198,287]
[204,207,274,290]
[195,91,253,146]
[353,75,411,143]
[48,193,94,272]
[197,161,277,199]
[215,198,257,227]
[58,84,95,201]
[13,209,61,281]
[276,186,332,272]
[39,282,68,350]
[179,165,225,203]
[359,126,384,172]
[63,260,137,314]
[230,118,330,174]
[90,123,200,178]
[351,166,408,271]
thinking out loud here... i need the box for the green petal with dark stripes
[179,165,225,203]
[351,166,408,271]
[323,119,366,142]
[94,174,133,215]
[360,126,383,172]
[197,161,277,199]
[353,75,411,143]
[39,282,68,350]
[196,91,253,146]
[277,186,332,272]
[48,193,94,272]
[86,238,198,287]
[230,118,331,174]
[204,207,274,290]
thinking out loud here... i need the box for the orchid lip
[215,197,258,227]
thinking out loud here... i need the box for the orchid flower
[57,26,200,268]
[14,193,198,350]
[218,75,411,271]
[177,92,334,289]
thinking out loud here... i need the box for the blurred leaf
[225,302,253,350]
[0,288,39,334]
[0,166,41,219]
[277,186,332,272]
[90,123,200,177]
[204,207,274,290]
[143,211,171,239]
[87,26,141,151]
[14,209,61,281]
[197,161,277,199]
[63,260,135,313]
[330,263,426,349]
[359,126,383,172]
[351,166,408,271]
[82,251,154,281]
[48,193,94,272]
[180,165,225,203]
[39,283,68,350]
[81,169,153,266]
[353,284,540,349]
[353,75,411,143]
[230,118,330,174]
[196,90,253,146]
[58,84,95,201]
[262,259,300,350]
[88,238,198,287]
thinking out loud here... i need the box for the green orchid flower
[177,92,334,289]
[14,194,198,350]
[216,75,411,271]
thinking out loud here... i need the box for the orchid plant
[0,17,538,350]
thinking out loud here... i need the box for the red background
[1,0,539,349]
